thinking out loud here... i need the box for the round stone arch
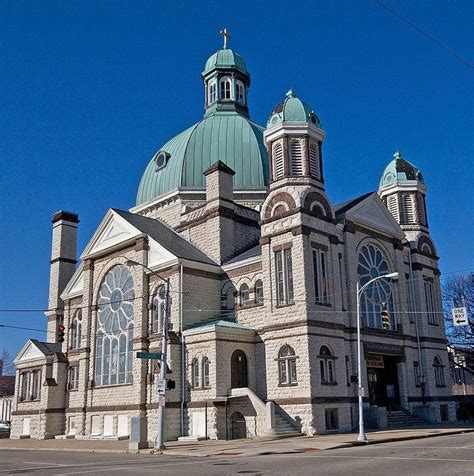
[417,235,437,258]
[302,191,333,220]
[262,192,297,220]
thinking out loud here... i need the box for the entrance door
[231,350,248,388]
[366,355,400,407]
[231,412,247,439]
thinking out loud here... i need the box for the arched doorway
[231,349,248,388]
[231,412,247,439]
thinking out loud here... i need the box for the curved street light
[356,272,399,442]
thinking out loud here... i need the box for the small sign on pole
[136,351,162,360]
[158,396,166,407]
[155,378,166,396]
[358,386,365,397]
[452,307,468,327]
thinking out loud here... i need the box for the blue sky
[1,0,473,360]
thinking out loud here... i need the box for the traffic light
[166,379,176,390]
[381,303,390,330]
[58,323,66,343]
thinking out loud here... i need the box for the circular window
[154,151,169,170]
[98,265,135,335]
[310,113,318,125]
[270,114,280,125]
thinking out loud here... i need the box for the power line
[376,0,474,69]
[0,266,472,315]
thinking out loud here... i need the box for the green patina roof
[267,90,321,128]
[203,48,248,76]
[136,112,268,205]
[380,152,424,189]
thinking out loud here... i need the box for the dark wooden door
[231,350,248,388]
[231,412,247,439]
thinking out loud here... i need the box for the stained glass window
[95,265,134,386]
[357,244,394,329]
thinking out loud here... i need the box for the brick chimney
[46,210,79,343]
[203,160,235,203]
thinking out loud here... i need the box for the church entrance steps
[387,410,426,428]
[229,387,301,438]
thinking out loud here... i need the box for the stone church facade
[11,41,455,441]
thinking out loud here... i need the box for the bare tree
[443,272,474,349]
[0,349,15,376]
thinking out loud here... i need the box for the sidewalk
[0,423,473,457]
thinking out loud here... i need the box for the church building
[11,35,454,441]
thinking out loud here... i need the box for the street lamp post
[126,259,170,450]
[356,272,399,442]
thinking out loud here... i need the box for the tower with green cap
[264,90,325,187]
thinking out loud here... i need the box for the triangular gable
[14,340,48,364]
[61,263,84,300]
[345,193,405,239]
[80,209,178,267]
[81,209,141,259]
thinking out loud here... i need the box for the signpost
[452,307,468,327]
[136,351,162,360]
[155,378,166,396]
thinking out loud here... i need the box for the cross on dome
[219,28,231,49]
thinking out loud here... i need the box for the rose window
[95,265,134,386]
[357,244,394,329]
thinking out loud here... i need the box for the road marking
[53,459,222,476]
[22,461,66,465]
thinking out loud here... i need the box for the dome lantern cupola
[378,151,429,230]
[202,29,250,118]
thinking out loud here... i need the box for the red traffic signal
[58,323,66,343]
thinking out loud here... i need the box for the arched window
[239,283,250,306]
[311,202,325,218]
[220,77,232,100]
[289,139,303,176]
[235,81,245,105]
[255,279,263,304]
[151,286,166,334]
[357,244,395,329]
[433,356,445,387]
[71,310,82,349]
[221,282,235,314]
[278,345,297,385]
[273,142,284,180]
[95,265,134,386]
[208,81,217,104]
[191,359,200,388]
[202,357,210,388]
[319,345,336,384]
[272,204,286,217]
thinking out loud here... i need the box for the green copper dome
[203,48,248,77]
[136,112,268,205]
[267,90,321,128]
[380,152,424,189]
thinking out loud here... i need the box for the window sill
[315,301,331,307]
[191,387,211,392]
[278,382,298,387]
[67,388,79,392]
[93,382,134,389]
[238,302,264,310]
[276,302,295,309]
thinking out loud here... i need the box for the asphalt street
[1,433,474,475]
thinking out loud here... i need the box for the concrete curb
[346,428,474,447]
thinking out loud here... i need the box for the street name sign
[452,307,469,327]
[136,351,162,360]
[156,379,166,396]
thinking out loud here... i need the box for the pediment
[80,209,178,268]
[346,194,405,239]
[81,210,142,259]
[14,340,47,364]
